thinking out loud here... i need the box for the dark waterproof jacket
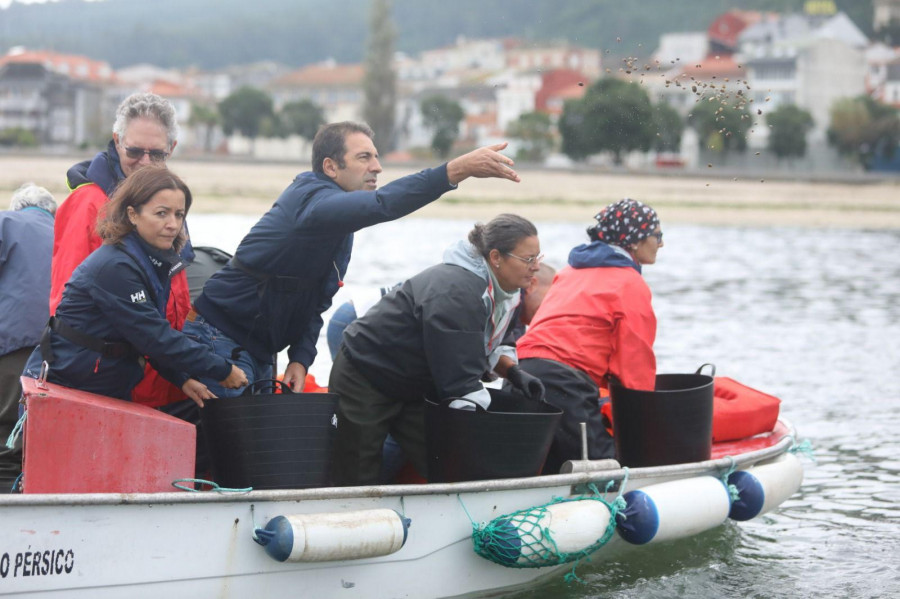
[341,241,520,403]
[193,165,455,368]
[25,233,231,401]
[0,207,54,356]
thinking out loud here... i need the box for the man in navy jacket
[186,121,520,395]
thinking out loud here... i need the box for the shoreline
[2,155,899,229]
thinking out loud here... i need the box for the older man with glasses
[50,92,192,410]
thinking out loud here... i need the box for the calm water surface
[190,216,900,599]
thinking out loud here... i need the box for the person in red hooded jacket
[515,199,663,473]
[51,92,190,408]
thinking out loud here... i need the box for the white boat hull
[0,423,801,599]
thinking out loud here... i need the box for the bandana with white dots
[589,199,659,248]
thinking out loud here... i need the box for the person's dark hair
[311,121,375,173]
[468,213,538,258]
[97,165,192,252]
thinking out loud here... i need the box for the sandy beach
[2,154,899,229]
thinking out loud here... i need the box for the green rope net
[469,481,626,577]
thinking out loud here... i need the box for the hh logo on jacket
[131,289,147,303]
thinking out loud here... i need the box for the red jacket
[51,182,191,407]
[516,263,656,391]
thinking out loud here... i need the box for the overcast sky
[1,0,51,8]
[0,0,104,9]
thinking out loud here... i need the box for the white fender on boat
[254,509,410,562]
[534,500,613,555]
[479,499,612,566]
[728,453,803,521]
[617,476,731,545]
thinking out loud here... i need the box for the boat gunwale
[0,419,796,508]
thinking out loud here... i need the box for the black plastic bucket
[424,388,563,483]
[200,380,338,489]
[610,371,714,468]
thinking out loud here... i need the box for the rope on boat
[719,434,815,505]
[5,411,25,450]
[171,478,253,493]
[719,456,741,503]
[250,504,262,543]
[456,493,476,524]
[787,436,816,463]
[463,469,629,583]
[10,472,23,493]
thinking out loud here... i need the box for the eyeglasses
[122,146,170,162]
[505,252,544,265]
[650,231,664,242]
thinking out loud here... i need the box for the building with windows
[0,49,114,146]
[880,55,900,107]
[505,42,601,79]
[739,12,868,142]
[267,60,364,123]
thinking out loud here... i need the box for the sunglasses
[123,146,170,162]
[649,231,663,242]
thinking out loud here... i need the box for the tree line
[181,75,899,171]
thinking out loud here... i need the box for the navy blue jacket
[194,165,455,368]
[66,140,124,196]
[569,240,641,272]
[25,232,232,400]
[0,207,54,355]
